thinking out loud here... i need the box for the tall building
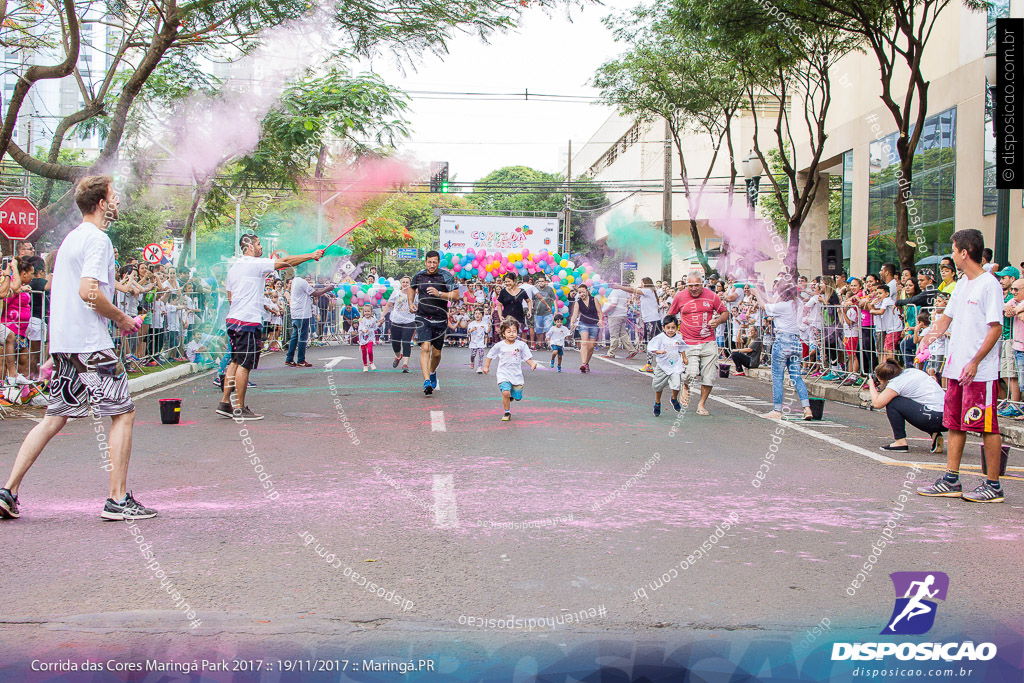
[572,0,1023,282]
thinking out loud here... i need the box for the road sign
[0,196,39,241]
[397,248,419,260]
[621,262,638,271]
[142,243,164,264]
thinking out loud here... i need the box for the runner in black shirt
[410,250,460,395]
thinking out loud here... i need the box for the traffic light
[430,161,450,193]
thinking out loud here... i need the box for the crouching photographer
[868,358,947,454]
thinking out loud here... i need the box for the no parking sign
[142,243,164,264]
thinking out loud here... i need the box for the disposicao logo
[882,571,948,635]
[831,572,997,662]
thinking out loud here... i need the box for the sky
[364,0,637,183]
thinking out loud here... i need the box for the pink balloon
[453,264,461,272]
[521,248,529,257]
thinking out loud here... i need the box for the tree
[779,0,987,271]
[467,165,608,255]
[2,0,565,241]
[594,5,747,275]
[674,0,857,275]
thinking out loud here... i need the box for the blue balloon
[485,274,494,282]
[378,277,387,284]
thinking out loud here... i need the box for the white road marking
[431,410,447,432]
[432,474,459,528]
[593,355,909,465]
[323,355,354,369]
[133,369,217,400]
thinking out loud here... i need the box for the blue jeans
[286,318,311,363]
[772,332,810,411]
[1016,349,1024,387]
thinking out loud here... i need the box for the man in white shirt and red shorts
[918,229,1007,503]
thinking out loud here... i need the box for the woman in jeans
[753,280,814,420]
[867,358,946,453]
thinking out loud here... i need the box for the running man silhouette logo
[881,572,949,635]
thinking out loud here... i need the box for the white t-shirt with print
[547,325,571,347]
[467,320,489,348]
[152,299,165,329]
[49,221,117,353]
[165,303,180,332]
[357,317,379,345]
[842,306,859,338]
[942,273,1004,382]
[225,256,275,324]
[646,332,690,374]
[387,289,416,325]
[877,297,903,333]
[487,339,533,385]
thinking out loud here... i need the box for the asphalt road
[1,342,1022,678]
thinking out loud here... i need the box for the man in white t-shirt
[285,267,334,368]
[215,236,324,421]
[602,285,637,359]
[0,176,156,522]
[917,229,1006,503]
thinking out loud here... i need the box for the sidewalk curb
[745,367,1024,448]
[127,363,206,394]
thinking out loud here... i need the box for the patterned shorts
[47,349,135,418]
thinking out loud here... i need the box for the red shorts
[943,380,999,434]
[843,337,859,354]
[883,332,900,351]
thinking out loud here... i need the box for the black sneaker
[670,397,682,412]
[101,491,157,521]
[0,487,19,519]
[213,375,224,389]
[916,477,962,497]
[234,406,264,421]
[215,401,233,417]
[962,482,1005,503]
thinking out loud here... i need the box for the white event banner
[438,215,560,256]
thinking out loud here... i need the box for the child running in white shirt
[357,304,383,371]
[483,317,538,421]
[467,307,489,374]
[647,315,690,416]
[546,314,571,372]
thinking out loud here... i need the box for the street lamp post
[317,191,343,278]
[225,191,243,256]
[985,49,1011,268]
[741,152,763,217]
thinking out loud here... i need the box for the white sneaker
[14,375,31,386]
[476,368,483,374]
[363,366,368,372]
[370,363,377,370]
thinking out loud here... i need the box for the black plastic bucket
[159,398,182,425]
[718,363,731,379]
[980,444,1010,477]
[808,398,825,420]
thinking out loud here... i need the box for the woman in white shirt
[868,358,946,453]
[382,276,417,372]
[754,279,814,420]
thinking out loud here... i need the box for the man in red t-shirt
[668,272,729,415]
